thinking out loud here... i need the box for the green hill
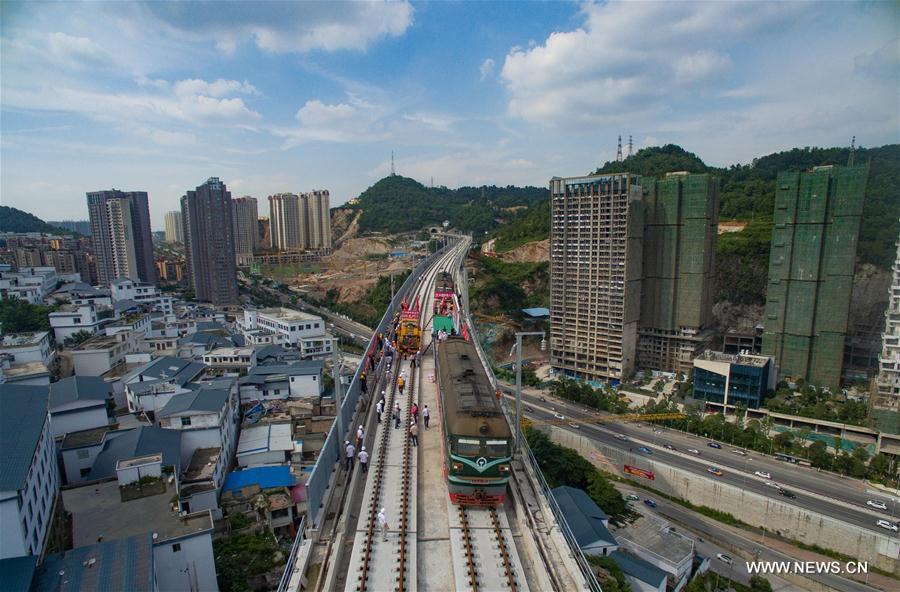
[349,175,546,235]
[0,206,81,236]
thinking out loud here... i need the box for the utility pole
[332,338,343,444]
[513,330,546,453]
[391,151,395,176]
[848,136,856,166]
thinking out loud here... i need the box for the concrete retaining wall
[544,426,900,575]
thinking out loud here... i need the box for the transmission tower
[616,135,623,162]
[628,135,633,158]
[848,136,856,166]
[391,151,395,176]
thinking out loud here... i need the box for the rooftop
[616,514,693,568]
[610,550,668,588]
[90,426,183,479]
[0,384,49,491]
[63,480,212,546]
[61,425,117,450]
[223,465,295,494]
[182,447,221,482]
[237,423,293,457]
[258,307,320,322]
[0,554,37,592]
[34,535,155,592]
[74,333,127,352]
[50,376,112,409]
[696,349,771,368]
[4,361,51,379]
[551,486,616,548]
[0,331,48,347]
[158,387,229,418]
[204,347,254,357]
[125,356,207,385]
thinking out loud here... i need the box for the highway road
[509,388,900,537]
[626,489,880,592]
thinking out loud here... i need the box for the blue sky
[1,1,897,229]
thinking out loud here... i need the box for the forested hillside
[348,175,546,235]
[0,206,79,236]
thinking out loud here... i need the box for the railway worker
[423,405,430,429]
[357,425,365,447]
[411,402,418,422]
[394,403,402,428]
[358,446,369,473]
[398,376,405,395]
[345,441,355,471]
[409,421,419,447]
[378,508,390,541]
[376,399,384,423]
[360,372,368,395]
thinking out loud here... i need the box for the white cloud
[146,1,414,54]
[276,94,390,145]
[173,78,259,98]
[479,58,495,81]
[500,2,803,127]
[46,32,108,64]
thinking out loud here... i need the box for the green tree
[0,298,55,333]
[587,472,627,517]
[808,441,832,469]
[749,575,774,592]
[62,330,93,348]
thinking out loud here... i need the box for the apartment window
[181,417,192,426]
[77,449,90,460]
[172,543,182,552]
[74,318,81,324]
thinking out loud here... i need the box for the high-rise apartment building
[637,173,719,374]
[550,174,643,382]
[232,196,259,266]
[164,211,184,244]
[875,236,900,411]
[86,190,155,285]
[304,189,332,249]
[181,177,238,304]
[761,165,867,389]
[268,193,305,251]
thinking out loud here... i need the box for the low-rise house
[71,330,143,376]
[177,331,238,359]
[59,425,117,484]
[222,465,299,537]
[236,423,293,467]
[88,425,183,480]
[0,266,57,303]
[49,303,107,342]
[123,356,207,416]
[104,310,152,338]
[202,347,256,376]
[239,307,333,357]
[0,331,55,368]
[552,486,619,557]
[0,359,52,385]
[48,376,114,438]
[34,535,157,591]
[0,385,60,560]
[616,513,694,591]
[609,550,668,592]
[110,278,175,314]
[238,361,324,404]
[255,345,302,366]
[61,478,218,591]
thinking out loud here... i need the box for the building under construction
[549,174,643,381]
[761,165,868,389]
[638,173,719,374]
[874,237,900,414]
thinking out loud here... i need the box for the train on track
[397,295,422,355]
[436,336,512,505]
[433,271,458,336]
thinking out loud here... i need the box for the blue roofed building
[551,486,619,556]
[0,384,60,560]
[0,554,37,592]
[238,361,324,404]
[89,425,183,480]
[123,356,207,416]
[223,465,295,494]
[522,307,550,320]
[48,376,114,438]
[33,534,155,592]
[610,550,667,592]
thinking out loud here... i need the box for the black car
[779,489,797,499]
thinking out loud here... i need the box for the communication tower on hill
[616,135,623,162]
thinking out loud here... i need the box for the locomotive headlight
[499,464,510,473]
[452,462,463,472]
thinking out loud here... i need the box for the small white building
[110,278,175,314]
[236,423,293,467]
[238,361,325,404]
[240,307,331,354]
[123,356,208,416]
[0,331,55,367]
[0,384,60,560]
[48,376,114,439]
[49,303,106,342]
[202,347,256,376]
[71,331,144,376]
[0,267,58,303]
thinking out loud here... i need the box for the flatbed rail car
[433,271,458,336]
[436,336,512,505]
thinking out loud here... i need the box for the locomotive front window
[456,438,481,456]
[485,440,508,456]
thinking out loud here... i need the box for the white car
[764,481,781,489]
[615,434,628,441]
[716,553,734,564]
[754,471,772,479]
[687,448,700,455]
[876,519,898,532]
[867,500,888,511]
[553,413,565,421]
[732,449,748,456]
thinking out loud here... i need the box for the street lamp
[513,330,546,453]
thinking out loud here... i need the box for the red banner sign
[624,465,655,480]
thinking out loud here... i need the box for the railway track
[455,505,520,592]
